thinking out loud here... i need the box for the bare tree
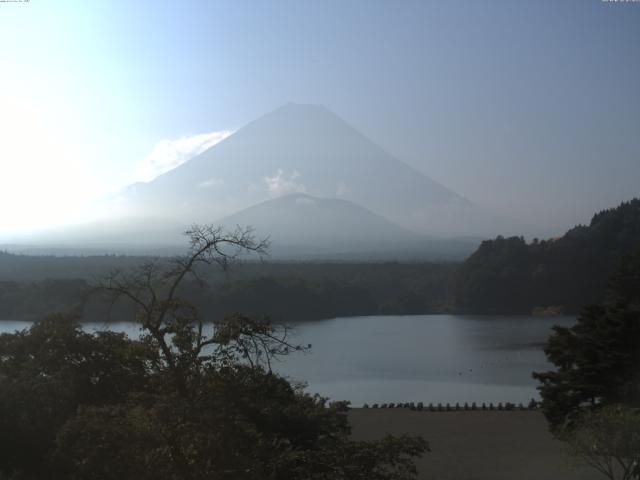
[95,224,303,392]
[564,405,640,480]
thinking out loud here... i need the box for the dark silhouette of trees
[0,225,428,480]
[3,199,640,321]
[455,199,640,314]
[532,250,640,480]
[533,251,640,431]
[0,314,156,479]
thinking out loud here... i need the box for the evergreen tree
[533,251,640,431]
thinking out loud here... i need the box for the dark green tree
[533,251,640,431]
[455,199,640,314]
[0,314,155,479]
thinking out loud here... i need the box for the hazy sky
[0,0,638,235]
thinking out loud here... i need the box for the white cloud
[134,130,233,182]
[264,169,306,196]
[198,177,224,189]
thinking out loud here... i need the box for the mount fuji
[22,103,518,258]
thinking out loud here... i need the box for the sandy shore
[348,409,601,480]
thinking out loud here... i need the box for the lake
[0,315,571,407]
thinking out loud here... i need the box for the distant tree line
[1,199,639,320]
[0,263,454,322]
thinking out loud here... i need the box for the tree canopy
[0,225,427,480]
[455,199,640,314]
[563,405,640,480]
[533,250,640,431]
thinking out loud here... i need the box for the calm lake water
[0,315,572,407]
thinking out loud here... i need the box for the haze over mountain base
[2,104,531,259]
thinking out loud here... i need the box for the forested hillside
[1,199,639,320]
[0,262,455,322]
[454,199,640,314]
[0,252,148,282]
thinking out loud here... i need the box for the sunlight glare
[0,96,101,236]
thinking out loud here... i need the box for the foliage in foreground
[0,225,427,480]
[534,250,640,479]
[562,405,640,480]
[533,250,640,431]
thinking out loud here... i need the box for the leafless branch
[90,224,295,389]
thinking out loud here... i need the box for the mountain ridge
[106,103,514,238]
[216,192,419,251]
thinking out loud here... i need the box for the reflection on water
[0,315,573,407]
